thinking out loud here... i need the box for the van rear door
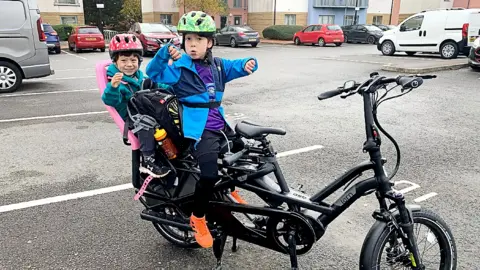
[468,11,480,47]
[0,0,37,62]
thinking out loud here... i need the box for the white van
[377,8,480,59]
[0,0,54,93]
[466,11,480,49]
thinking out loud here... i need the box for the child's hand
[111,72,123,88]
[168,45,182,66]
[244,59,256,74]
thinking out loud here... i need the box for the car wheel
[406,51,416,56]
[0,61,23,93]
[251,43,258,47]
[55,47,61,54]
[230,38,237,48]
[380,40,395,56]
[440,41,459,59]
[68,42,73,51]
[74,43,81,53]
[294,37,301,45]
[318,38,326,47]
[367,36,376,44]
[100,47,106,52]
[344,35,349,43]
[335,43,342,47]
[470,65,480,71]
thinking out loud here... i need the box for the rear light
[239,32,246,37]
[462,23,469,38]
[37,17,46,42]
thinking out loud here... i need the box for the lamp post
[273,0,277,25]
[96,0,104,34]
[353,0,359,25]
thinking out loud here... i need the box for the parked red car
[68,26,105,53]
[293,24,344,47]
[128,22,181,55]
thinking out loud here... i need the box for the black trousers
[191,126,244,217]
[135,128,157,157]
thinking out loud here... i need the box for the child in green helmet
[146,11,258,248]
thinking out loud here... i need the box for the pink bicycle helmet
[109,33,143,60]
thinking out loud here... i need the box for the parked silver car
[0,0,54,93]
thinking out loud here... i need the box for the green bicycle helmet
[177,11,216,36]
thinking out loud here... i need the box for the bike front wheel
[359,209,457,270]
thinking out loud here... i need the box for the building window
[233,0,241,8]
[284,14,296,25]
[234,16,242,25]
[55,0,78,5]
[160,14,172,24]
[318,15,334,24]
[344,15,359,25]
[373,16,382,25]
[60,15,78,24]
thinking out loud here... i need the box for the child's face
[115,54,139,76]
[184,33,213,60]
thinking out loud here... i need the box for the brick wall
[41,12,85,25]
[248,12,307,37]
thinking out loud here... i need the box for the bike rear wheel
[360,209,456,269]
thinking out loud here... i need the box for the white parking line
[55,68,94,72]
[0,111,108,123]
[29,76,96,81]
[414,192,438,203]
[62,50,88,60]
[0,145,324,213]
[0,89,97,98]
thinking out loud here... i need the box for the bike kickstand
[287,230,299,270]
[231,236,238,252]
[213,229,228,270]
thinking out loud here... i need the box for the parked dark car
[341,24,383,44]
[128,22,180,56]
[374,24,396,31]
[214,25,260,48]
[42,23,61,54]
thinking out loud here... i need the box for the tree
[120,0,142,27]
[174,0,228,15]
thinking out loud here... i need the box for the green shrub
[262,25,304,40]
[52,24,74,41]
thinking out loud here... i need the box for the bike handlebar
[223,148,249,166]
[318,74,436,101]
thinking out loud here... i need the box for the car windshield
[78,27,101,34]
[140,23,171,33]
[43,24,54,32]
[365,25,382,31]
[327,25,341,30]
[166,25,177,32]
[236,26,254,31]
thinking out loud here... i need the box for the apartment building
[38,0,85,25]
[248,0,308,35]
[308,0,369,26]
[366,0,394,25]
[397,0,453,23]
[454,0,480,8]
[142,0,248,29]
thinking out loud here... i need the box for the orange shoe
[230,190,247,204]
[190,214,213,248]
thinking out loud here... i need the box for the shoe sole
[139,166,171,178]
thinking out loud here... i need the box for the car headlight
[473,38,480,48]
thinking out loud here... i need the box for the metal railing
[103,30,120,43]
[312,0,369,8]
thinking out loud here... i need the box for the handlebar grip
[223,149,248,166]
[318,89,343,100]
[396,76,423,89]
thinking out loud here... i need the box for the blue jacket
[146,45,258,144]
[101,63,171,120]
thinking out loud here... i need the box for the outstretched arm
[221,57,258,83]
[146,45,182,85]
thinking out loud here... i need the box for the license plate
[334,39,340,42]
[86,38,96,41]
[249,38,256,42]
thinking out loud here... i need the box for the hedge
[262,25,304,40]
[52,24,74,41]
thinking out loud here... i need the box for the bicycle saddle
[235,120,286,139]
